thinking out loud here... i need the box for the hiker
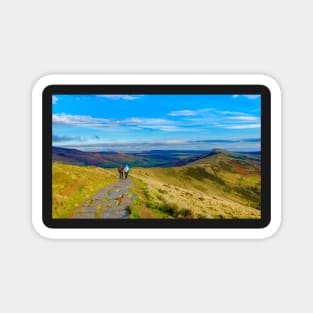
[124,164,130,179]
[118,164,124,179]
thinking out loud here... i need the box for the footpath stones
[72,178,135,219]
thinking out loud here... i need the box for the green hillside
[129,152,261,219]
[52,150,261,219]
[52,163,116,218]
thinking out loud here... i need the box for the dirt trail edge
[72,178,136,219]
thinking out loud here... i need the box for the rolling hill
[52,148,261,219]
[129,149,261,219]
[52,147,139,167]
[52,147,214,168]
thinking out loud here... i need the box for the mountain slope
[129,150,261,218]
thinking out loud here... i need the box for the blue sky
[52,94,261,152]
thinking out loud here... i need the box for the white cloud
[141,118,174,125]
[139,124,182,132]
[60,139,188,148]
[124,118,144,124]
[118,117,182,132]
[224,124,261,129]
[168,110,198,116]
[53,111,261,133]
[220,111,251,116]
[52,95,58,104]
[156,125,182,132]
[52,114,182,132]
[168,108,212,117]
[244,95,261,99]
[52,113,110,127]
[232,95,261,100]
[96,95,143,100]
[225,116,259,121]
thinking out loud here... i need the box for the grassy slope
[127,177,172,219]
[130,154,261,219]
[52,163,116,218]
[52,152,261,219]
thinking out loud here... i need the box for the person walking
[124,164,130,179]
[118,164,124,179]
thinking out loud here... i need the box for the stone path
[72,178,136,219]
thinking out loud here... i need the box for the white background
[0,0,311,312]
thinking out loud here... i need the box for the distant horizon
[52,144,261,154]
[52,94,261,152]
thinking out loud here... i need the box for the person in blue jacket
[124,164,130,179]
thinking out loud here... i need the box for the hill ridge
[52,146,260,168]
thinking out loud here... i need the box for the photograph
[52,93,261,219]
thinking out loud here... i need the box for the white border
[32,74,281,239]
